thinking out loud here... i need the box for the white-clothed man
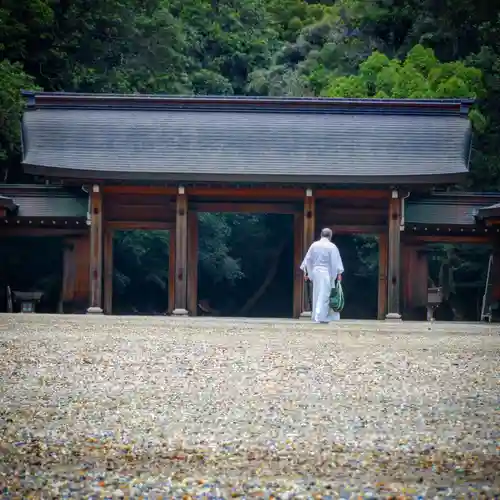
[300,228,344,323]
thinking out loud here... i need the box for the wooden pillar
[293,212,304,318]
[187,211,199,316]
[173,186,188,315]
[377,233,388,319]
[168,231,176,314]
[386,191,402,320]
[87,184,103,314]
[300,188,315,318]
[103,228,114,315]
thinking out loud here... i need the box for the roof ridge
[22,91,473,116]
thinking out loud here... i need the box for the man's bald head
[321,228,333,240]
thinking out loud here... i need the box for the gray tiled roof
[406,193,500,227]
[476,202,500,220]
[0,195,17,212]
[21,94,472,184]
[0,185,87,218]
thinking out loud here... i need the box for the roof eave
[475,204,500,220]
[0,195,19,213]
[22,164,468,186]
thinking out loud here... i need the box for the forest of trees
[0,0,498,317]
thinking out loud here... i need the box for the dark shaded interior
[197,213,295,318]
[427,243,492,321]
[0,237,63,313]
[333,234,379,319]
[112,230,171,315]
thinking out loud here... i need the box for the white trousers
[311,267,340,323]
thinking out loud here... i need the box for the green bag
[329,280,345,313]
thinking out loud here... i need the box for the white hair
[321,228,333,240]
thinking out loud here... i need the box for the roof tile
[22,98,472,184]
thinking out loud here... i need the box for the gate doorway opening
[332,234,380,319]
[111,230,171,315]
[196,213,295,318]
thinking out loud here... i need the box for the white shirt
[300,237,344,280]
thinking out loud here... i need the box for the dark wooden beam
[190,201,299,213]
[106,203,176,211]
[173,188,188,315]
[0,228,86,237]
[402,235,491,244]
[104,221,174,230]
[386,193,401,320]
[318,207,387,217]
[1,219,86,228]
[104,193,175,204]
[188,186,304,199]
[103,185,177,195]
[105,209,175,224]
[316,189,390,199]
[485,218,500,227]
[406,225,496,234]
[88,184,104,314]
[328,225,386,235]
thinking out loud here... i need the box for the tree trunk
[238,238,289,316]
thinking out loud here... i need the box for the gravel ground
[0,315,499,499]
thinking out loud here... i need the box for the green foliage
[322,44,485,101]
[0,60,39,181]
[2,0,499,186]
[171,0,281,95]
[198,213,244,284]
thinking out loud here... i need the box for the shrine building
[1,92,499,319]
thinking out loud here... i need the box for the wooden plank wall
[104,192,176,228]
[61,235,90,311]
[316,196,388,235]
[401,244,428,313]
[73,236,91,305]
